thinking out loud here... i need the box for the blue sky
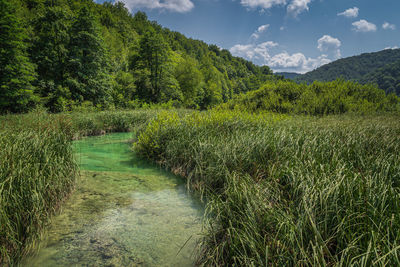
[96,0,400,73]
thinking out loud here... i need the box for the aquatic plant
[135,111,400,266]
[0,113,77,265]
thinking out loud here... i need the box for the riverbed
[23,133,203,266]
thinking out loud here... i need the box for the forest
[0,0,279,114]
[296,48,400,94]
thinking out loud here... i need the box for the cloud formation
[240,0,311,17]
[287,0,312,18]
[337,7,359,18]
[352,20,377,32]
[230,41,278,60]
[317,35,341,59]
[117,0,194,13]
[251,24,270,39]
[268,52,330,73]
[240,0,287,9]
[383,22,396,30]
[384,46,399,50]
[230,41,331,73]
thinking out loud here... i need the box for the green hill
[0,0,278,113]
[296,49,400,94]
[275,72,301,80]
[361,60,400,95]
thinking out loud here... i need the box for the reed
[0,112,77,265]
[135,111,400,266]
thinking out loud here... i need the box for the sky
[95,0,400,73]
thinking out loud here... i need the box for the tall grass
[135,111,400,266]
[0,109,164,265]
[0,112,77,265]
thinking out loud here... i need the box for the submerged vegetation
[0,109,163,265]
[135,111,400,266]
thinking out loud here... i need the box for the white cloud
[384,46,399,50]
[337,7,359,18]
[317,35,341,59]
[383,22,396,30]
[251,24,270,39]
[230,41,330,73]
[230,41,278,60]
[287,0,312,17]
[240,0,287,9]
[268,52,330,73]
[117,0,194,13]
[240,0,313,18]
[352,19,377,32]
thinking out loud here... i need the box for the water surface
[24,133,203,266]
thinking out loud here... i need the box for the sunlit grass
[135,111,400,266]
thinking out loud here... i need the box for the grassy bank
[0,109,165,265]
[135,110,400,266]
[0,112,77,265]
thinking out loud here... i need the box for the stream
[22,133,203,267]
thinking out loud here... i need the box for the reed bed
[135,111,400,266]
[0,113,77,265]
[0,109,163,265]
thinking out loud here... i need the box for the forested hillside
[275,72,301,80]
[361,60,400,95]
[296,49,400,94]
[0,0,278,113]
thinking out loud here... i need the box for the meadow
[1,108,400,266]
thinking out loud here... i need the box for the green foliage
[66,6,111,107]
[0,108,169,264]
[1,0,277,113]
[0,0,37,113]
[0,112,77,265]
[297,48,400,96]
[221,79,400,115]
[135,111,400,266]
[361,60,400,95]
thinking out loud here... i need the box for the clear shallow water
[23,133,203,267]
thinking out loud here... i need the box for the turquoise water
[23,133,203,266]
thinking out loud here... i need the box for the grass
[0,112,77,265]
[135,110,400,266]
[2,108,400,266]
[0,109,166,265]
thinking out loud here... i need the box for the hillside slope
[361,60,400,95]
[296,49,400,94]
[1,0,279,113]
[275,72,301,80]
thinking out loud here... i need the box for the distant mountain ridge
[296,49,400,95]
[275,72,301,80]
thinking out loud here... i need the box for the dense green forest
[296,49,400,94]
[0,0,278,114]
[361,60,400,95]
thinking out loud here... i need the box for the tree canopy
[0,0,277,113]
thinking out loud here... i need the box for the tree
[66,6,111,107]
[175,57,203,106]
[136,30,171,102]
[0,0,37,113]
[31,3,71,109]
